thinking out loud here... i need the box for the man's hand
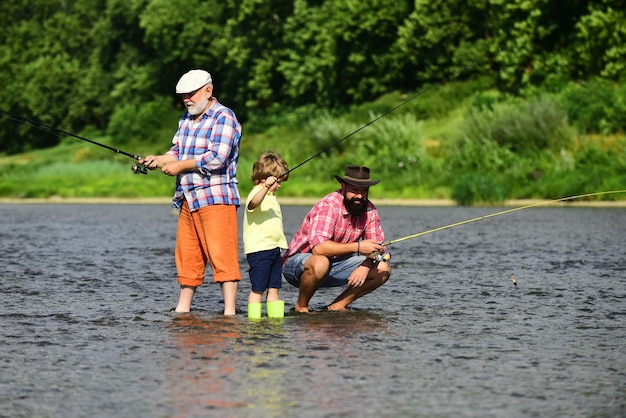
[139,155,159,170]
[347,265,369,287]
[162,161,184,176]
[162,159,196,176]
[358,239,385,257]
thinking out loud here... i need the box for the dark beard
[344,195,367,216]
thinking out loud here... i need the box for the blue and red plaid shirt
[283,190,385,261]
[167,100,242,211]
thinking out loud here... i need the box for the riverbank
[1,196,625,207]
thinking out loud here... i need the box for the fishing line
[0,109,148,174]
[382,190,626,246]
[280,49,504,178]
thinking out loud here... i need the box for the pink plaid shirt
[167,100,242,211]
[283,190,385,260]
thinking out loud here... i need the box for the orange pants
[175,201,241,287]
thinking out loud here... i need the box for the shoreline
[1,196,625,208]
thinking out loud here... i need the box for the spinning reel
[131,164,148,175]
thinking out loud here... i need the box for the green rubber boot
[266,300,285,318]
[248,302,262,319]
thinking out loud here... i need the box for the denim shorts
[283,253,366,288]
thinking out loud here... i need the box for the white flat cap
[175,69,212,94]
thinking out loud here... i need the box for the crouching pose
[282,165,391,312]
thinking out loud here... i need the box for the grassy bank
[1,78,625,205]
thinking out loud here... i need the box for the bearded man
[282,165,391,312]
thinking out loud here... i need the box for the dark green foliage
[107,96,179,146]
[0,0,624,205]
[559,78,626,134]
[1,0,625,155]
[452,173,508,206]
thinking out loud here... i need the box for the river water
[1,203,624,417]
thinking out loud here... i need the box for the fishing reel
[375,252,391,263]
[131,164,148,175]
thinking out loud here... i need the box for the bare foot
[327,303,351,312]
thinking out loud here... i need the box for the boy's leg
[266,288,280,302]
[249,290,264,304]
[248,251,272,304]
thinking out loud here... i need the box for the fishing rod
[0,109,148,174]
[382,190,626,246]
[278,49,503,179]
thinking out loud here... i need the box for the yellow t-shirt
[243,185,288,254]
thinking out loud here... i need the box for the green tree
[279,0,410,108]
[393,0,491,86]
[574,2,626,80]
[139,0,226,97]
[0,0,108,152]
[216,0,294,116]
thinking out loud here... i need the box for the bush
[451,173,508,206]
[463,95,573,154]
[559,78,626,134]
[448,136,518,173]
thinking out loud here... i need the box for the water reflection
[165,315,247,414]
[163,311,391,416]
[165,314,297,416]
[2,204,625,417]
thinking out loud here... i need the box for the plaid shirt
[167,100,242,211]
[283,190,385,260]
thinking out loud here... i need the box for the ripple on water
[1,204,625,417]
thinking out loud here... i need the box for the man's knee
[304,255,330,279]
[374,263,391,283]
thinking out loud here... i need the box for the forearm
[247,186,270,210]
[311,240,359,257]
[173,158,199,172]
[140,153,176,169]
[312,238,384,259]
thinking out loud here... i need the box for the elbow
[196,162,210,176]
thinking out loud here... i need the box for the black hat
[334,165,380,187]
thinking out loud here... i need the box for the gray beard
[186,96,210,116]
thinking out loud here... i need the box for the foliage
[452,173,508,206]
[3,79,624,206]
[574,3,626,79]
[0,1,625,204]
[1,0,625,155]
[107,96,179,146]
[462,95,573,154]
[558,78,626,134]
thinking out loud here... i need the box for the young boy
[243,151,289,318]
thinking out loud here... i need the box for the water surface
[1,203,624,417]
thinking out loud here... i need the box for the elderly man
[141,69,242,314]
[282,165,391,312]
